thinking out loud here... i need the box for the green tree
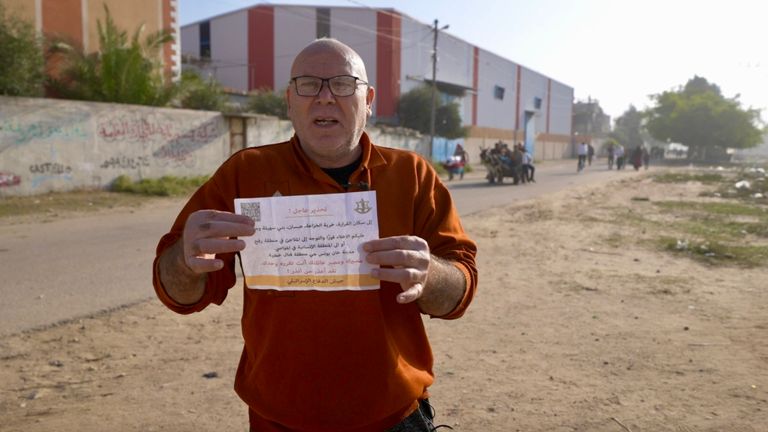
[0,2,45,96]
[435,103,467,139]
[610,105,644,149]
[245,88,288,119]
[398,84,467,139]
[645,76,764,161]
[398,85,432,134]
[175,70,229,111]
[47,5,175,106]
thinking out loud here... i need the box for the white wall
[211,11,248,90]
[435,32,473,89]
[330,9,378,111]
[245,115,295,148]
[519,67,549,134]
[549,80,573,135]
[180,24,199,57]
[399,15,432,93]
[273,6,316,90]
[0,97,229,197]
[476,49,518,130]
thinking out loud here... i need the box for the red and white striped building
[181,4,574,160]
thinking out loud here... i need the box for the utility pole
[428,19,448,161]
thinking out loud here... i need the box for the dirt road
[0,160,629,335]
[1,163,766,431]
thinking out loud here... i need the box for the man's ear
[365,86,375,116]
[284,87,291,112]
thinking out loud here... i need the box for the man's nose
[315,81,335,103]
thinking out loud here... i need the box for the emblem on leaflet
[354,198,372,214]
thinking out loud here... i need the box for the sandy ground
[1,169,767,431]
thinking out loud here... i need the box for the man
[511,143,525,184]
[520,143,535,183]
[577,141,588,171]
[152,38,478,432]
[615,143,626,170]
[606,142,615,170]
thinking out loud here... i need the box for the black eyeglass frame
[290,75,369,97]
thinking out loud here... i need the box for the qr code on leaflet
[240,202,261,222]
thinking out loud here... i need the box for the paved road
[0,160,636,335]
[447,159,631,216]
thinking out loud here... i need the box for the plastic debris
[734,180,751,190]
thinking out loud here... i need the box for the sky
[179,0,768,123]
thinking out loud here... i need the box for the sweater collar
[289,131,387,178]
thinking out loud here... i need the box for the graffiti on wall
[29,163,73,175]
[98,116,175,143]
[0,119,89,153]
[152,118,222,162]
[96,114,223,166]
[0,172,21,187]
[100,155,150,169]
[0,96,229,196]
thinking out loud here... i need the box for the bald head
[290,38,368,82]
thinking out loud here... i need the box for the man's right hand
[182,210,256,273]
[159,210,255,305]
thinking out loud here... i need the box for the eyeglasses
[290,75,368,97]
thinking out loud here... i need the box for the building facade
[3,0,180,79]
[181,4,573,161]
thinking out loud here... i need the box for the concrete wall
[463,128,572,165]
[243,115,295,149]
[0,97,229,197]
[235,114,428,156]
[0,97,432,196]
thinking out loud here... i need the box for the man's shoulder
[371,144,427,164]
[226,140,293,163]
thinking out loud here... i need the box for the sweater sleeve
[152,174,239,314]
[414,158,478,320]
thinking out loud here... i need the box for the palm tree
[47,5,175,106]
[0,2,45,96]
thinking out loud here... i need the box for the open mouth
[314,117,339,126]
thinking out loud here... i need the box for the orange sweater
[153,133,478,431]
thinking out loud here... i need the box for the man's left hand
[363,236,430,304]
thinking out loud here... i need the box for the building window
[533,96,542,109]
[317,8,331,38]
[199,21,211,59]
[493,85,505,100]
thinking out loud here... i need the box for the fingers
[365,236,431,304]
[186,255,225,273]
[363,236,428,254]
[187,210,256,238]
[366,249,430,268]
[397,283,424,304]
[189,238,247,257]
[364,236,429,266]
[182,210,255,274]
